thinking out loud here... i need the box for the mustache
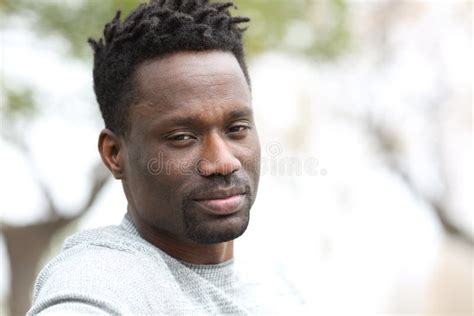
[183,174,251,202]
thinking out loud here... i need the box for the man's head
[90,0,260,246]
[89,0,251,135]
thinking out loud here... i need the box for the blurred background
[0,0,472,315]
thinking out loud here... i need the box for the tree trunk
[3,218,70,316]
[2,162,110,316]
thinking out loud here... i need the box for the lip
[193,194,245,216]
[193,187,246,201]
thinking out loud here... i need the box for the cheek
[137,147,198,198]
[240,137,261,181]
[126,146,178,203]
[127,144,155,181]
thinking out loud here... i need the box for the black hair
[88,0,250,135]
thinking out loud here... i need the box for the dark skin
[98,51,261,264]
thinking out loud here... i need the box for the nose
[198,132,241,176]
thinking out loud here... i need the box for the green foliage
[1,85,37,144]
[234,0,309,56]
[1,0,139,60]
[235,0,350,59]
[1,0,349,61]
[2,86,36,118]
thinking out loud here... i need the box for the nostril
[197,157,241,177]
[198,135,242,176]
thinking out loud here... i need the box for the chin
[183,206,251,244]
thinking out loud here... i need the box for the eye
[229,125,247,133]
[227,123,251,135]
[168,134,195,142]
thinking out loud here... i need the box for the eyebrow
[226,107,253,121]
[156,106,253,127]
[160,116,195,127]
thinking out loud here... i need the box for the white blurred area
[1,1,472,315]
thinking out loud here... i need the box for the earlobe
[98,129,125,179]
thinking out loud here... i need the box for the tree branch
[365,116,473,247]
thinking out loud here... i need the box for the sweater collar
[120,212,236,283]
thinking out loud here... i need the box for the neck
[127,208,234,265]
[150,235,234,265]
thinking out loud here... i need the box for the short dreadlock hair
[88,0,250,136]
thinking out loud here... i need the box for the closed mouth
[192,187,246,201]
[191,187,247,215]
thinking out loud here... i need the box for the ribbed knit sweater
[28,214,304,315]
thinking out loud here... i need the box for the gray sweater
[28,214,305,315]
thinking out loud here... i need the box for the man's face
[122,51,260,244]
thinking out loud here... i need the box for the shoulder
[29,225,169,314]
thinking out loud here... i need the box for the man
[29,0,303,314]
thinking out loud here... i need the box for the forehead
[131,51,251,120]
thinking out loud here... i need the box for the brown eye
[228,124,250,134]
[169,134,194,141]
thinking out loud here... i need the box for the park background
[1,0,472,315]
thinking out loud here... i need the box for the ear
[98,128,126,179]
